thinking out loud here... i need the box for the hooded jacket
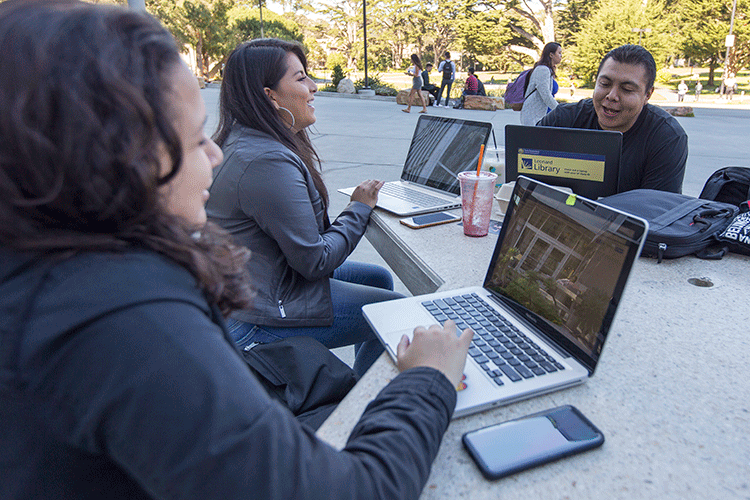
[0,248,456,499]
[206,125,372,327]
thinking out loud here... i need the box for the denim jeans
[437,78,453,106]
[227,261,404,377]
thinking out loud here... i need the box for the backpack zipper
[657,243,667,263]
[278,300,287,318]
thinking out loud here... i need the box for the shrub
[331,64,346,88]
[450,78,466,99]
[325,52,347,71]
[354,74,398,96]
[656,68,673,85]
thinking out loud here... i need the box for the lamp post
[721,0,738,96]
[258,0,265,38]
[362,0,369,89]
[630,28,651,45]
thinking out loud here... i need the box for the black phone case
[462,405,604,480]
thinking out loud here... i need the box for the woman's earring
[277,106,296,128]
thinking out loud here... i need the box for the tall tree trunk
[195,35,205,78]
[708,56,717,87]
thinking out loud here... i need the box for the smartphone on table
[400,211,461,229]
[462,405,604,480]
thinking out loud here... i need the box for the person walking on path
[695,80,702,102]
[677,80,688,102]
[520,42,562,126]
[403,54,427,113]
[436,51,455,107]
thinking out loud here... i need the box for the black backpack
[699,166,750,206]
[600,189,739,263]
[441,60,453,80]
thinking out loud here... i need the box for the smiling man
[538,44,688,194]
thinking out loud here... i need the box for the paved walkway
[201,87,750,360]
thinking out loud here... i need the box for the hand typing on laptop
[397,320,474,388]
[349,179,385,208]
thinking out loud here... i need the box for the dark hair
[444,51,451,59]
[535,42,562,77]
[426,63,433,69]
[468,67,476,75]
[597,44,656,90]
[214,39,328,212]
[0,0,252,315]
[410,54,423,72]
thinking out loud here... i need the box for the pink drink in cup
[458,171,497,237]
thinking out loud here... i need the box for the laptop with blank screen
[505,124,623,199]
[362,176,648,418]
[339,115,492,216]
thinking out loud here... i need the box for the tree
[680,0,750,85]
[458,3,532,70]
[554,0,598,48]
[230,7,305,43]
[147,0,236,79]
[477,0,558,60]
[413,0,464,67]
[570,0,679,84]
[317,0,361,68]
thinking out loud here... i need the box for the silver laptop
[362,176,648,418]
[339,115,492,216]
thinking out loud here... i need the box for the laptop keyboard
[421,293,565,386]
[380,182,453,208]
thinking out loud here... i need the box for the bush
[354,74,398,96]
[656,68,673,85]
[331,64,346,88]
[450,78,466,99]
[325,52,347,71]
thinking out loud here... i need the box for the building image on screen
[485,190,634,358]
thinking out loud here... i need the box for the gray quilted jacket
[206,125,372,326]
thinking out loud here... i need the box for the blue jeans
[227,261,404,377]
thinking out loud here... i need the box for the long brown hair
[411,54,423,72]
[0,0,252,315]
[214,39,329,213]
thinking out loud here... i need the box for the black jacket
[0,248,456,499]
[539,99,688,193]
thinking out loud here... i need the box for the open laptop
[505,124,623,200]
[339,115,492,216]
[362,176,648,418]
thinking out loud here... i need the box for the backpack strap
[649,199,708,231]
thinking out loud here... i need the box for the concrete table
[317,209,750,499]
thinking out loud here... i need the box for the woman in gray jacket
[520,42,562,126]
[207,39,401,376]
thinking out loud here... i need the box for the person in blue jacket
[0,2,473,499]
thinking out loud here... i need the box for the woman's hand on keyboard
[396,320,474,388]
[350,179,384,208]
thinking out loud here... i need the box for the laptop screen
[401,115,492,195]
[483,176,646,373]
[505,125,623,199]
